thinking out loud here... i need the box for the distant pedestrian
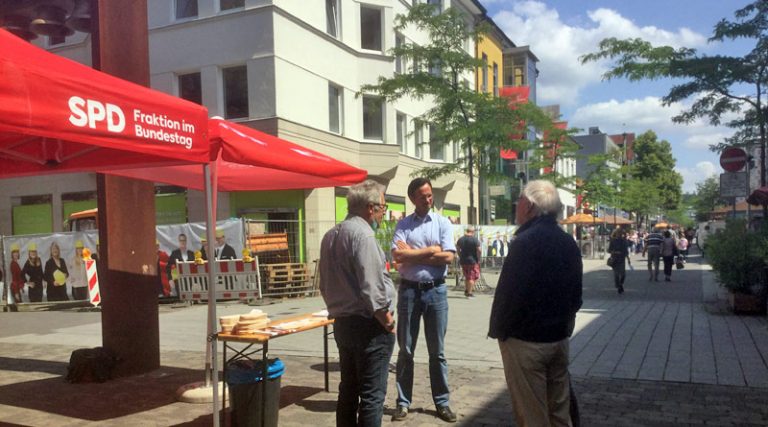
[608,229,631,294]
[489,180,583,427]
[456,225,482,298]
[677,234,689,262]
[643,229,663,281]
[319,180,396,427]
[661,230,677,281]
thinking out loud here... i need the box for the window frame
[222,65,249,120]
[326,0,340,38]
[220,0,244,12]
[396,112,407,153]
[362,95,384,141]
[428,124,444,161]
[178,71,202,105]
[328,83,343,134]
[175,0,198,20]
[360,5,383,52]
[481,53,488,93]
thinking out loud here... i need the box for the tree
[578,153,620,216]
[580,1,768,188]
[629,131,683,210]
[693,176,725,221]
[619,177,663,229]
[360,4,550,223]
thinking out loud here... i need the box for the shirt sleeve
[354,232,392,314]
[391,221,406,251]
[439,216,456,252]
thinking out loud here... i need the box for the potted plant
[704,218,768,314]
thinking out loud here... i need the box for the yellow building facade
[475,19,513,96]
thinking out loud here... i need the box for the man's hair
[178,233,187,240]
[407,177,432,198]
[521,180,562,217]
[347,179,385,213]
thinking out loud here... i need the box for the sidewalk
[1,250,768,425]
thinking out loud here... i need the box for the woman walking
[661,230,676,282]
[608,229,631,294]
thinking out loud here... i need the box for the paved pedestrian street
[2,250,768,425]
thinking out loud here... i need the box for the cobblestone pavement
[1,249,768,425]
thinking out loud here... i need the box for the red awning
[0,29,210,178]
[106,119,367,191]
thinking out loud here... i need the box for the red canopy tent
[0,29,210,175]
[106,118,367,190]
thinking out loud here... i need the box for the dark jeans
[611,260,626,288]
[663,256,674,277]
[334,316,395,427]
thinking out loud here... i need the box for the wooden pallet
[262,263,315,297]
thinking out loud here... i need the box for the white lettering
[106,103,125,133]
[68,96,88,127]
[87,101,105,129]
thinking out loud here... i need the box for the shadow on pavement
[0,362,203,422]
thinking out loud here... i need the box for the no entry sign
[720,147,748,172]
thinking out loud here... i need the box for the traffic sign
[720,172,747,198]
[720,147,747,172]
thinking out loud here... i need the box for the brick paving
[1,249,768,425]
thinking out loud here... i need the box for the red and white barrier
[85,258,101,306]
[176,258,261,302]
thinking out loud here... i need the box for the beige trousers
[498,337,572,427]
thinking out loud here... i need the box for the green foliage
[375,220,397,257]
[619,177,662,227]
[629,131,683,210]
[705,218,768,292]
[693,176,724,221]
[578,153,620,211]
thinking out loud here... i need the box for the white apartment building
[1,0,484,260]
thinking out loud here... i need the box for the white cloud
[491,1,708,106]
[676,162,717,193]
[570,97,733,150]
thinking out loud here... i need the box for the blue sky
[482,0,756,192]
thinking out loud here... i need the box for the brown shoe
[436,405,457,423]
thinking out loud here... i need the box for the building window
[395,33,405,74]
[223,66,248,119]
[179,73,203,105]
[429,124,444,160]
[427,0,442,13]
[503,62,514,86]
[326,0,340,38]
[429,59,441,77]
[329,84,343,134]
[362,96,384,140]
[176,0,198,20]
[493,62,499,96]
[396,112,407,153]
[178,72,202,105]
[481,53,488,92]
[415,124,423,158]
[514,65,525,86]
[220,0,244,11]
[360,6,382,51]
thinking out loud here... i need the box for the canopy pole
[204,163,220,427]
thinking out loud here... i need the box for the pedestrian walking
[489,180,583,427]
[391,177,457,423]
[643,229,663,281]
[319,180,396,427]
[456,225,482,298]
[661,230,677,281]
[677,233,689,262]
[608,229,632,294]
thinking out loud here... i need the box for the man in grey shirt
[320,179,396,427]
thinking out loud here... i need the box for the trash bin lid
[227,358,285,384]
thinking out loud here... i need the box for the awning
[106,118,368,191]
[0,29,210,178]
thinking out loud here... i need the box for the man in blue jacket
[489,180,583,427]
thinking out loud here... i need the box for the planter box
[728,291,766,314]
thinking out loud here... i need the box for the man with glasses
[167,233,194,297]
[391,177,457,423]
[319,179,396,427]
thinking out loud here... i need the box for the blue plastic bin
[227,358,285,427]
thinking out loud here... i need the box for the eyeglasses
[372,203,389,211]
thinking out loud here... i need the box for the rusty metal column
[92,0,160,376]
